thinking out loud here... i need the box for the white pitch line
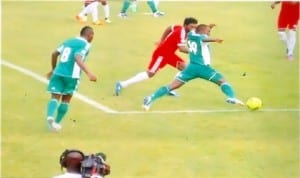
[1,59,118,114]
[116,108,300,114]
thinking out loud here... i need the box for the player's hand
[87,73,97,82]
[216,39,223,43]
[46,71,53,80]
[270,3,276,9]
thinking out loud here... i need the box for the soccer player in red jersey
[271,1,299,60]
[115,17,198,96]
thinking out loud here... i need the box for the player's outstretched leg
[143,79,184,110]
[143,86,169,110]
[220,82,244,105]
[115,71,149,96]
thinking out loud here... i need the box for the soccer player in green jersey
[143,24,244,110]
[119,0,164,18]
[46,26,97,131]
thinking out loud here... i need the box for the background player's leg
[90,2,102,25]
[147,0,164,17]
[101,0,111,23]
[287,29,296,59]
[119,0,131,17]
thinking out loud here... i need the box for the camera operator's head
[59,149,85,173]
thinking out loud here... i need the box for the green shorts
[177,64,223,84]
[47,74,79,95]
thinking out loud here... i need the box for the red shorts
[278,11,299,30]
[147,49,184,73]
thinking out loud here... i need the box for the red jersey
[280,1,299,15]
[278,1,299,29]
[156,25,187,54]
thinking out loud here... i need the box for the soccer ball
[246,97,262,111]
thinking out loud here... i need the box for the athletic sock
[287,30,296,56]
[147,0,158,13]
[220,83,235,98]
[55,102,69,124]
[151,86,169,101]
[120,71,149,88]
[121,0,131,13]
[47,99,58,119]
[153,0,159,8]
[278,31,288,46]
[90,2,99,22]
[103,4,110,19]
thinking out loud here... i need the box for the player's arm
[202,38,223,43]
[46,50,60,79]
[75,55,97,82]
[156,26,172,45]
[178,45,189,54]
[271,1,280,9]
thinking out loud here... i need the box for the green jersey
[54,37,91,79]
[187,32,211,65]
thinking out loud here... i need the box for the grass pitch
[2,1,299,178]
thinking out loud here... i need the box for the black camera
[81,153,111,178]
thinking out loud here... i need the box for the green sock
[151,86,170,101]
[47,99,58,119]
[147,0,158,13]
[220,83,235,98]
[121,0,131,13]
[55,102,69,124]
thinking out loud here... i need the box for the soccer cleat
[104,18,112,23]
[226,98,245,106]
[287,54,294,61]
[92,20,103,25]
[47,117,62,131]
[115,82,122,96]
[153,11,165,17]
[142,96,152,111]
[52,122,62,131]
[76,15,87,23]
[118,13,128,18]
[168,90,179,97]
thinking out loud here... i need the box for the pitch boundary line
[2,59,299,115]
[1,59,118,114]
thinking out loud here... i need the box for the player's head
[196,24,211,35]
[183,17,198,32]
[59,149,85,173]
[80,26,94,43]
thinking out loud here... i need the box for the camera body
[81,153,111,178]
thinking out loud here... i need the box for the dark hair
[59,149,85,171]
[183,17,198,26]
[80,26,93,36]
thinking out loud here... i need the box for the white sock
[103,4,110,19]
[278,31,288,45]
[153,0,159,8]
[287,30,296,56]
[120,71,149,88]
[85,2,99,22]
[78,5,88,17]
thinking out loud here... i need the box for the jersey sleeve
[177,26,187,47]
[74,43,91,59]
[56,44,64,54]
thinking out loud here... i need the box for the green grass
[2,1,299,178]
